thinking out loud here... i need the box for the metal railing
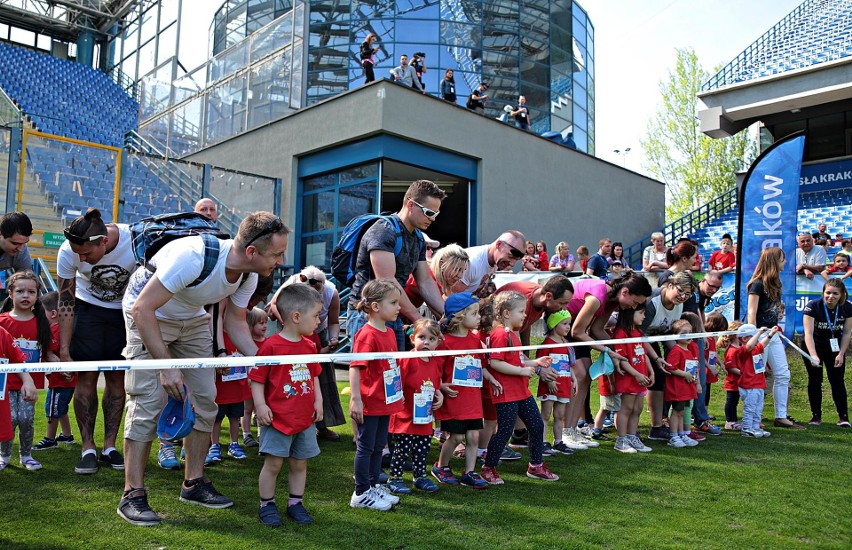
[33,257,57,293]
[0,86,21,127]
[624,187,738,269]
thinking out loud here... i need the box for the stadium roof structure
[698,0,852,138]
[0,0,153,43]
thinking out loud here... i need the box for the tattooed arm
[58,276,76,362]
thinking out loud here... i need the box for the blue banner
[736,132,805,338]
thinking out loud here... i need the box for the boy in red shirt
[250,284,323,527]
[708,234,736,274]
[730,324,778,438]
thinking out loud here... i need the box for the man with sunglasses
[118,211,289,527]
[0,212,33,275]
[457,230,527,296]
[348,179,446,349]
[56,208,138,475]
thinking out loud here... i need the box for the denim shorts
[45,387,75,419]
[259,423,320,459]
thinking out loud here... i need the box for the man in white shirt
[389,54,424,93]
[457,230,527,295]
[796,232,827,280]
[117,211,289,527]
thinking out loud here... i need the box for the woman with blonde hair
[405,244,470,319]
[642,232,669,272]
[549,241,575,272]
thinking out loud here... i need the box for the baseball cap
[444,292,479,321]
[736,324,758,338]
[157,384,196,443]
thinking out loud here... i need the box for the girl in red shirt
[387,319,444,495]
[0,326,37,471]
[664,320,700,448]
[537,310,576,456]
[480,291,557,485]
[241,307,269,450]
[703,313,729,416]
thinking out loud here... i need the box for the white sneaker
[350,488,392,511]
[681,434,699,447]
[562,429,589,450]
[667,435,686,448]
[577,429,601,447]
[757,429,772,438]
[613,437,637,453]
[741,429,760,438]
[372,484,400,505]
[628,435,652,453]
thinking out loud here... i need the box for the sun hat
[444,292,479,321]
[546,309,572,330]
[157,385,195,443]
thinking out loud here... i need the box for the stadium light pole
[613,147,631,167]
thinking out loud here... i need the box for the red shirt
[249,335,322,435]
[705,338,719,384]
[478,330,494,400]
[825,265,852,274]
[215,333,252,404]
[47,323,76,389]
[0,326,29,442]
[665,344,698,402]
[499,281,544,336]
[389,356,443,435]
[536,337,573,398]
[736,342,766,390]
[487,325,530,404]
[613,328,651,394]
[349,324,404,416]
[404,270,442,310]
[723,345,741,392]
[437,332,486,421]
[0,314,53,389]
[709,250,736,270]
[537,251,549,269]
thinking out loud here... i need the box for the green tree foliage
[642,48,756,221]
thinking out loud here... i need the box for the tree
[642,48,757,221]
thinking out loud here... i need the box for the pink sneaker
[480,465,504,485]
[687,431,706,442]
[526,462,559,482]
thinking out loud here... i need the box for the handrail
[0,85,22,127]
[32,257,58,293]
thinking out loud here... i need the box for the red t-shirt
[736,342,766,390]
[0,314,53,389]
[478,330,494,400]
[248,334,322,435]
[723,346,740,392]
[664,344,698,402]
[537,251,549,269]
[536,337,574,398]
[437,332,487,421]
[46,323,76,389]
[705,338,719,384]
[708,250,736,270]
[613,328,651,394]
[215,333,252,404]
[0,326,29,442]
[498,281,543,336]
[349,323,404,416]
[825,265,852,274]
[389,356,443,435]
[487,325,530,404]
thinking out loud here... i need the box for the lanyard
[823,301,840,333]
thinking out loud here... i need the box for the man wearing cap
[457,230,527,296]
[56,208,138,475]
[117,211,288,527]
[796,232,827,280]
[0,212,33,276]
[194,198,218,223]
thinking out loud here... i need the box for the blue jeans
[739,388,764,432]
[346,306,405,351]
[353,415,390,495]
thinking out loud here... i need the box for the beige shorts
[123,311,217,442]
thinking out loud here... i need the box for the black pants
[362,61,375,83]
[724,390,740,422]
[807,347,848,419]
[485,396,544,467]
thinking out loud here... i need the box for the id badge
[707,351,718,375]
[753,355,765,374]
[383,362,403,405]
[551,353,573,377]
[16,339,40,363]
[830,338,840,352]
[412,387,435,424]
[451,356,482,387]
[221,366,247,381]
[684,360,699,378]
[0,360,7,401]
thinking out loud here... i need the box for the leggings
[0,391,35,457]
[485,396,544,467]
[806,348,848,419]
[353,415,389,495]
[362,61,375,83]
[724,390,740,422]
[389,433,431,478]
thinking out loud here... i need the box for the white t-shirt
[460,244,495,292]
[56,224,137,309]
[283,274,337,331]
[122,236,258,321]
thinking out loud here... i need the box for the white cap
[736,324,758,338]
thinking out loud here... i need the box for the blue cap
[589,349,615,380]
[444,292,479,321]
[157,384,195,443]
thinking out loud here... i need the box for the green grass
[2,353,851,549]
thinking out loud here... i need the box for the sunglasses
[505,242,525,259]
[245,217,285,248]
[63,228,105,245]
[300,275,322,286]
[410,199,440,219]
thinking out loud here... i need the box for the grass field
[2,353,850,549]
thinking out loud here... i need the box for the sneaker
[372,484,400,505]
[349,488,392,511]
[551,441,576,456]
[628,435,653,453]
[667,435,687,448]
[577,429,600,447]
[648,426,671,441]
[317,428,341,442]
[100,449,125,470]
[258,502,282,527]
[452,445,466,459]
[0,455,9,470]
[413,476,440,492]
[75,452,99,475]
[614,437,637,454]
[687,431,706,442]
[696,421,722,436]
[179,479,234,508]
[756,429,772,438]
[56,434,76,445]
[480,465,504,485]
[205,444,222,466]
[430,463,459,485]
[32,437,58,451]
[724,421,743,430]
[773,417,805,429]
[603,411,615,428]
[377,470,390,484]
[117,488,161,526]
[526,462,559,481]
[681,434,699,447]
[563,429,589,451]
[387,477,413,495]
[741,429,760,438]
[286,502,313,525]
[20,455,42,470]
[460,471,489,489]
[838,417,851,428]
[500,445,522,461]
[243,433,259,448]
[808,416,822,426]
[157,444,180,470]
[576,419,587,429]
[227,442,247,460]
[541,441,557,457]
[591,429,611,441]
[510,428,529,448]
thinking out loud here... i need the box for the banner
[735,132,805,337]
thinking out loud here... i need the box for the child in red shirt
[702,313,728,420]
[387,319,445,494]
[664,320,700,448]
[708,234,736,274]
[250,283,323,527]
[821,253,852,280]
[536,241,549,271]
[728,324,778,438]
[0,326,37,470]
[537,310,576,456]
[241,306,269,449]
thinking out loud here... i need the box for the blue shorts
[216,402,245,422]
[45,387,74,419]
[258,423,320,459]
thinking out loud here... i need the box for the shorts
[573,340,592,360]
[599,394,622,412]
[538,394,571,404]
[216,401,245,422]
[45,387,74,419]
[258,423,320,459]
[666,400,688,412]
[482,396,497,421]
[71,301,126,361]
[441,418,484,434]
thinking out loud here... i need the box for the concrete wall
[187,80,664,257]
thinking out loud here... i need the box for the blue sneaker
[413,476,440,492]
[696,421,722,436]
[377,470,390,484]
[157,444,180,470]
[459,471,489,490]
[387,477,413,494]
[603,412,615,428]
[205,444,222,466]
[227,442,247,460]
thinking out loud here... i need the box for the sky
[179,0,806,178]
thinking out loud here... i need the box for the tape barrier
[0,330,743,375]
[777,333,820,365]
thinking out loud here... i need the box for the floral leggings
[0,391,35,457]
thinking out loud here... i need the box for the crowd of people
[0,180,849,530]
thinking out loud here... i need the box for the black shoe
[56,434,76,445]
[117,489,161,526]
[179,479,234,509]
[33,437,58,451]
[259,503,282,527]
[100,450,125,471]
[591,430,612,441]
[648,426,671,441]
[75,452,99,474]
[286,502,313,525]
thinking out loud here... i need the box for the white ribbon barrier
[0,330,744,375]
[777,333,820,365]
